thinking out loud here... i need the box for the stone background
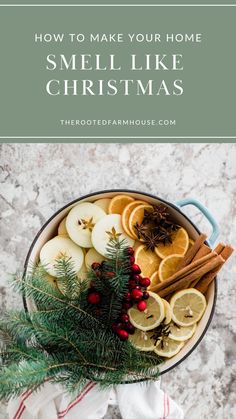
[0,143,235,419]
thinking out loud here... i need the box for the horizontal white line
[1,136,236,139]
[0,4,235,6]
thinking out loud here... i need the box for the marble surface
[0,143,235,419]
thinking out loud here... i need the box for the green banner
[0,4,236,140]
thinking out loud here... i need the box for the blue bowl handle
[175,198,220,247]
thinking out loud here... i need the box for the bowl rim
[22,188,217,379]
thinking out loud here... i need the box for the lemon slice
[159,254,184,282]
[129,329,156,351]
[135,244,161,278]
[162,299,172,324]
[154,336,184,358]
[168,322,197,342]
[155,227,189,259]
[128,291,165,331]
[170,288,207,326]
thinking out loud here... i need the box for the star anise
[144,231,165,252]
[133,204,179,252]
[150,321,170,346]
[134,222,150,240]
[79,217,95,232]
[106,227,122,241]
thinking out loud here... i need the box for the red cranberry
[95,270,102,278]
[91,262,101,270]
[132,274,141,283]
[123,292,131,301]
[135,285,141,290]
[129,256,135,265]
[137,300,147,311]
[127,246,134,256]
[112,323,119,333]
[125,322,135,334]
[106,271,115,278]
[122,302,132,310]
[131,264,141,274]
[101,261,107,270]
[140,277,151,287]
[120,313,129,323]
[128,280,137,290]
[87,291,101,304]
[142,291,150,300]
[117,329,129,340]
[131,289,143,300]
[116,322,123,329]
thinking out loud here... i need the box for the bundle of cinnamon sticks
[149,234,234,298]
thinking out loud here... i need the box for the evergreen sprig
[0,239,162,401]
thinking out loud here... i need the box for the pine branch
[0,239,162,401]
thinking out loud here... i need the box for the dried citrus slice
[162,299,172,324]
[121,200,148,238]
[128,291,165,331]
[155,227,189,259]
[108,194,134,215]
[149,271,160,288]
[154,336,184,358]
[168,322,196,342]
[135,244,161,278]
[129,329,156,351]
[159,254,184,282]
[129,204,153,239]
[170,288,206,326]
[188,238,195,250]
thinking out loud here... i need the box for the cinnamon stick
[159,255,224,298]
[192,244,211,262]
[214,243,225,255]
[176,233,207,270]
[190,243,224,287]
[150,251,217,293]
[195,245,234,294]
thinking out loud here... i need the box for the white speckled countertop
[0,143,235,419]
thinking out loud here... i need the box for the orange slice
[188,238,194,250]
[155,227,189,259]
[159,254,184,282]
[108,194,134,215]
[149,271,160,288]
[129,204,153,239]
[135,244,161,278]
[121,200,148,238]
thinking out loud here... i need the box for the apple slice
[58,217,69,237]
[94,198,111,214]
[85,247,105,269]
[66,202,106,248]
[91,214,134,257]
[40,236,84,277]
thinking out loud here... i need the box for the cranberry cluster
[112,246,151,341]
[87,261,116,304]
